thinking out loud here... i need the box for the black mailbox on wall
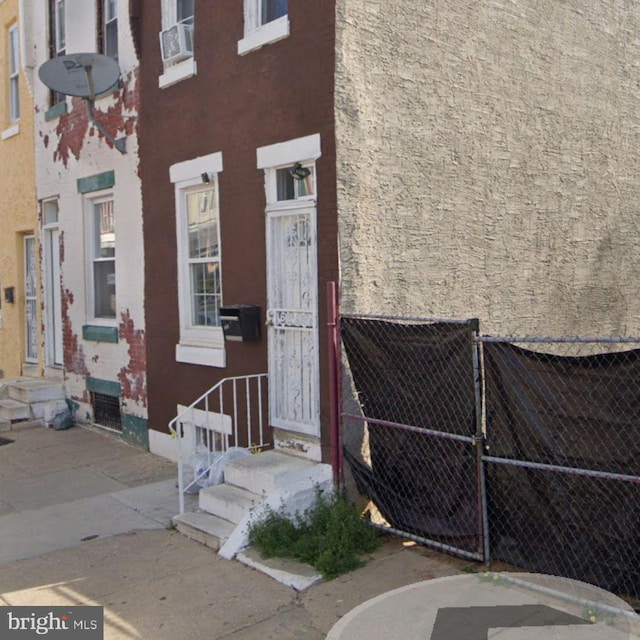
[220,305,261,342]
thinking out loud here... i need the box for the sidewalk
[0,423,469,639]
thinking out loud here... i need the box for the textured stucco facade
[24,1,147,442]
[0,0,39,378]
[336,1,640,336]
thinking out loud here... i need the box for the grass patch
[248,490,380,580]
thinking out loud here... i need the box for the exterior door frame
[23,234,38,364]
[43,223,63,368]
[265,200,321,437]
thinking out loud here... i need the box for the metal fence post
[471,321,491,567]
[327,281,343,488]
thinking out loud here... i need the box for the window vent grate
[92,391,121,431]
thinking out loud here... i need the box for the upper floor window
[238,0,289,56]
[98,0,118,60]
[8,25,19,122]
[260,0,287,25]
[159,0,196,88]
[48,0,66,105]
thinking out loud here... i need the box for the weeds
[248,490,380,579]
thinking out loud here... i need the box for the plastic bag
[50,409,74,431]
[186,446,252,491]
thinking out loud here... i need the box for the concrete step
[198,484,261,524]
[8,379,65,404]
[172,511,236,551]
[0,418,9,432]
[223,450,319,495]
[0,399,31,421]
[237,546,323,592]
[31,399,69,422]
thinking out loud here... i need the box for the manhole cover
[0,436,14,446]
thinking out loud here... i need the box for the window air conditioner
[159,22,194,64]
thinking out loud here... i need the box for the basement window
[91,391,122,431]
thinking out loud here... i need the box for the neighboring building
[336,1,640,338]
[0,0,40,379]
[23,0,148,445]
[139,1,338,462]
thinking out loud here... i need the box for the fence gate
[339,314,487,562]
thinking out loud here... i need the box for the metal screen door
[24,235,38,363]
[266,204,320,436]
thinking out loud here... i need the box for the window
[170,152,225,367]
[48,0,66,105]
[177,0,194,25]
[238,0,289,56]
[159,0,196,88]
[8,25,19,123]
[260,0,287,25]
[88,198,116,320]
[98,0,118,60]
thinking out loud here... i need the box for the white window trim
[1,124,19,140]
[85,191,117,326]
[238,2,289,56]
[171,152,226,365]
[159,57,197,89]
[8,24,20,122]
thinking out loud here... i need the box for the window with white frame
[8,24,19,122]
[159,0,196,88]
[88,197,116,320]
[49,0,66,105]
[170,152,225,366]
[98,0,118,60]
[238,0,289,56]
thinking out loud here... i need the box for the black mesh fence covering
[341,316,482,556]
[483,340,640,598]
[340,316,640,598]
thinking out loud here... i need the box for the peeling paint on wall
[118,309,147,407]
[61,287,89,376]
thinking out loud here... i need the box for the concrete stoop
[0,377,66,427]
[172,449,333,591]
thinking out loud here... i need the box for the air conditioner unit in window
[159,22,194,64]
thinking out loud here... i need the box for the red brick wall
[140,1,337,459]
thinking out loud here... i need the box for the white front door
[44,227,63,366]
[24,235,38,363]
[266,204,320,436]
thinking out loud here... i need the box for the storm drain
[0,436,14,446]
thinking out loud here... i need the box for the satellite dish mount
[38,53,127,154]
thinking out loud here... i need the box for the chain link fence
[339,315,640,599]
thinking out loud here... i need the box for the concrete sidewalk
[0,422,469,639]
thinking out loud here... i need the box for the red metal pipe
[326,281,340,487]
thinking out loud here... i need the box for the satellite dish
[37,53,127,154]
[38,52,120,98]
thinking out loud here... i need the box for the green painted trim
[77,170,115,194]
[44,101,68,122]
[82,325,119,343]
[86,377,121,398]
[121,414,149,449]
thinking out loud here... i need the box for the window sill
[45,101,68,122]
[176,343,226,368]
[159,58,197,89]
[1,124,19,140]
[238,15,289,56]
[83,325,119,343]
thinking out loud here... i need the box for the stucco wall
[336,1,640,336]
[0,0,39,378]
[26,0,147,430]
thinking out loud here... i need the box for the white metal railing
[169,373,269,513]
